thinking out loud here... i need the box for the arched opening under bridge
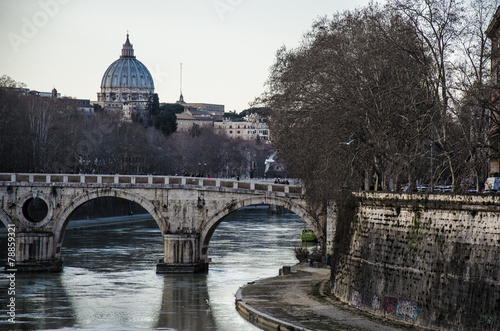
[57,196,163,270]
[202,204,321,271]
[200,195,323,263]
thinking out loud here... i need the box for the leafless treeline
[0,77,271,178]
[258,0,498,200]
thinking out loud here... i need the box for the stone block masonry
[330,192,500,330]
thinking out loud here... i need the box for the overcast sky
[1,0,381,111]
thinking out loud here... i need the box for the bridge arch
[53,188,168,248]
[199,196,323,260]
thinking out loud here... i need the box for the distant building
[176,93,224,115]
[49,88,95,114]
[214,113,270,142]
[175,92,226,133]
[95,34,154,121]
[176,109,219,132]
[487,6,500,174]
[61,98,94,114]
[183,102,224,114]
[12,87,94,114]
[29,88,60,99]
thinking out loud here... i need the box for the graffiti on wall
[383,296,398,314]
[350,288,363,308]
[395,300,418,320]
[372,295,381,310]
[349,289,382,312]
[382,296,418,321]
[350,290,419,322]
[480,315,497,330]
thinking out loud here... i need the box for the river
[0,206,308,330]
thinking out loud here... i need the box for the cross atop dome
[121,33,135,59]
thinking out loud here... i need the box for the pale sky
[1,0,380,112]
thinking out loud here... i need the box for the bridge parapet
[0,173,305,197]
[0,173,315,274]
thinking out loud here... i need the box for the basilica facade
[95,34,154,120]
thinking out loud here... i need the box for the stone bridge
[0,173,329,273]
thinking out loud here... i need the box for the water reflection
[0,208,305,330]
[156,275,216,330]
[60,268,165,329]
[5,273,77,330]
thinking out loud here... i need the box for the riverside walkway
[236,264,426,331]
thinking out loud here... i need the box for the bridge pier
[156,234,208,273]
[8,232,63,272]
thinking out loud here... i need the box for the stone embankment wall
[330,192,500,331]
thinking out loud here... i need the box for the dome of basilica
[96,34,154,118]
[100,36,154,91]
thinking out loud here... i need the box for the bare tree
[0,83,29,172]
[25,96,58,172]
[389,0,471,191]
[259,5,434,200]
[454,0,498,190]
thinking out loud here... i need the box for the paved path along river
[237,264,427,331]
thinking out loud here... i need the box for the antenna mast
[180,63,183,96]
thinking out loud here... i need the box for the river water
[0,207,308,330]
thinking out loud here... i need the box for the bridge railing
[0,173,304,196]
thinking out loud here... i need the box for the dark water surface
[0,207,307,330]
